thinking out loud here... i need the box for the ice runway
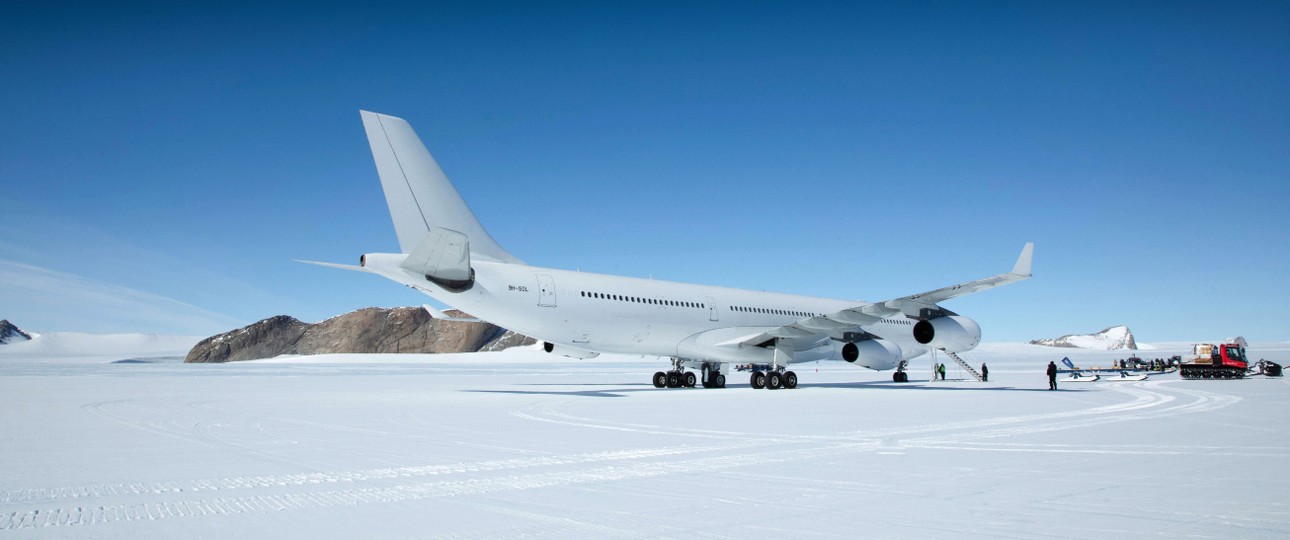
[1,346,1289,538]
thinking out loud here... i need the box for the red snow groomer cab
[1180,343,1249,379]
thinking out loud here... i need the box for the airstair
[944,350,984,382]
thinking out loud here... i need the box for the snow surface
[2,340,1290,538]
[0,332,201,364]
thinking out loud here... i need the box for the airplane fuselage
[363,254,933,368]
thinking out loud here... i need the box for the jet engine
[912,316,981,353]
[543,341,600,359]
[839,339,902,370]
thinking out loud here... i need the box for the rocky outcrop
[478,329,539,352]
[185,307,536,363]
[0,320,32,345]
[1029,325,1137,350]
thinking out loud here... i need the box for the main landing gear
[749,369,798,390]
[652,370,696,388]
[892,360,909,382]
[652,360,725,389]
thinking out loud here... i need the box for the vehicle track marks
[0,442,870,530]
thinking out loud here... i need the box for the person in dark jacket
[981,363,989,382]
[1046,361,1058,390]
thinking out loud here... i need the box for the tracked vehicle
[1181,343,1248,379]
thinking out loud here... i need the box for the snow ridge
[1029,325,1138,350]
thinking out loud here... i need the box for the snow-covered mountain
[1029,325,1138,350]
[0,320,33,344]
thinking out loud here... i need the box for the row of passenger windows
[731,306,818,318]
[578,290,824,320]
[580,291,704,309]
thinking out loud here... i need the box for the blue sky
[2,2,1287,342]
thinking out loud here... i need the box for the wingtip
[1012,242,1034,276]
[359,110,403,122]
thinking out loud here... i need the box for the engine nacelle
[543,341,600,359]
[839,339,902,370]
[912,316,981,353]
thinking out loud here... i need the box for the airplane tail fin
[360,111,522,264]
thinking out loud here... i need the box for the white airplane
[305,111,1033,390]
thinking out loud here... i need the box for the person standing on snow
[1047,360,1058,390]
[981,363,989,382]
[938,363,946,381]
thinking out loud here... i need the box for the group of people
[924,359,1064,390]
[1115,357,1178,371]
[930,362,990,382]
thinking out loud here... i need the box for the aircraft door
[706,296,718,321]
[537,274,556,307]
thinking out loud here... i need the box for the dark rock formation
[185,307,536,363]
[0,320,32,345]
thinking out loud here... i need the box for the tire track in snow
[0,441,873,530]
[896,380,1241,449]
[0,441,761,506]
[515,379,1170,446]
[515,380,1241,456]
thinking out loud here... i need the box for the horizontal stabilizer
[399,227,472,286]
[422,304,482,323]
[295,259,370,273]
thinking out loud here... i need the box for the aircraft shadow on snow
[462,381,1081,398]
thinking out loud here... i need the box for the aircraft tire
[750,371,765,389]
[683,372,697,388]
[666,372,681,388]
[784,371,798,389]
[653,372,667,388]
[767,371,782,390]
[715,373,726,388]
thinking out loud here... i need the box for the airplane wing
[740,243,1033,347]
[893,242,1033,308]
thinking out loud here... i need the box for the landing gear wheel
[784,371,798,389]
[683,372,697,388]
[666,371,681,388]
[893,371,908,383]
[767,371,783,390]
[750,371,766,389]
[653,371,667,388]
[715,373,726,388]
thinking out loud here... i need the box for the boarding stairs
[944,350,984,382]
